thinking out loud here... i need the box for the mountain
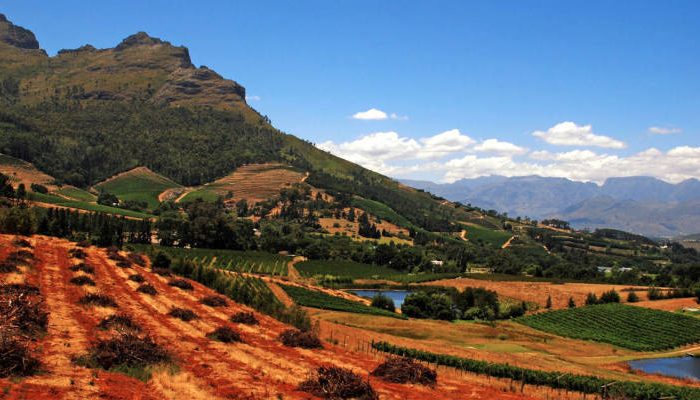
[0,14,473,233]
[404,175,700,237]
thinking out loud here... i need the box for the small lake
[348,290,411,308]
[628,356,700,381]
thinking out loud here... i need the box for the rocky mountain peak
[0,13,40,49]
[115,31,165,50]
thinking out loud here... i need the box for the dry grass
[371,357,437,386]
[230,312,258,325]
[299,366,378,400]
[279,329,322,349]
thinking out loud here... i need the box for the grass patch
[55,186,96,202]
[517,303,700,351]
[462,224,512,248]
[280,284,406,319]
[28,192,154,219]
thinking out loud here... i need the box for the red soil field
[0,234,535,399]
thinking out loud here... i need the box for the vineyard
[133,245,289,276]
[372,342,700,400]
[517,303,700,351]
[295,260,461,283]
[280,284,407,319]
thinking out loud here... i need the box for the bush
[585,292,598,305]
[30,183,48,194]
[128,274,145,283]
[299,366,378,400]
[70,263,95,274]
[200,295,228,307]
[370,294,395,312]
[279,329,322,349]
[78,333,170,372]
[206,326,243,343]
[168,279,194,291]
[168,307,198,322]
[70,275,96,286]
[137,284,158,296]
[627,291,640,303]
[402,292,455,320]
[68,248,87,259]
[230,312,258,325]
[599,290,620,304]
[371,357,437,386]
[79,293,118,308]
[0,334,41,377]
[97,314,141,333]
[152,251,172,270]
[568,297,576,308]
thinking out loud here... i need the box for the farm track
[0,234,535,399]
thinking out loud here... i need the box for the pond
[348,289,411,309]
[628,356,700,381]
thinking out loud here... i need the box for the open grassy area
[351,197,413,228]
[28,192,154,219]
[462,223,512,247]
[94,167,181,210]
[518,303,700,351]
[132,244,289,276]
[55,186,97,202]
[280,284,407,319]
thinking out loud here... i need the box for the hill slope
[94,167,182,210]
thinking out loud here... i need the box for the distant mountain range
[403,176,700,238]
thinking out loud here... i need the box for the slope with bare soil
[0,234,536,399]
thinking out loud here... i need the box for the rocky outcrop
[115,31,193,68]
[0,13,40,49]
[152,66,246,108]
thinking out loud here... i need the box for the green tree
[545,295,552,309]
[568,297,576,308]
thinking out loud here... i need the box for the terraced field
[180,164,306,204]
[94,167,182,210]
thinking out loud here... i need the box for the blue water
[629,356,700,381]
[348,289,411,308]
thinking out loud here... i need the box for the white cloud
[532,121,626,149]
[352,108,388,120]
[390,113,408,120]
[474,139,527,155]
[418,129,475,159]
[649,126,682,135]
[245,95,261,102]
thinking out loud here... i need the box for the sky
[3,0,700,184]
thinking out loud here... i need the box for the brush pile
[137,284,158,295]
[230,312,258,325]
[206,326,243,343]
[279,329,322,349]
[1,250,34,272]
[299,366,378,400]
[0,333,41,377]
[168,307,198,321]
[153,267,172,277]
[200,295,228,307]
[371,356,437,386]
[68,248,87,259]
[0,283,46,378]
[128,274,145,283]
[70,263,95,274]
[80,333,170,371]
[12,237,32,248]
[168,279,193,291]
[70,275,96,286]
[97,314,142,333]
[127,253,146,267]
[79,293,118,308]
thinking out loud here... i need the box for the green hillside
[95,167,181,210]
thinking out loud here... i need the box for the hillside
[94,167,182,211]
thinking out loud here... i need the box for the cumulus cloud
[532,121,626,149]
[474,139,527,155]
[352,108,388,120]
[649,126,682,135]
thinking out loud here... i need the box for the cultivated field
[180,164,307,204]
[0,234,536,399]
[95,167,182,210]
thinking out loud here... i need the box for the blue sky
[3,1,699,183]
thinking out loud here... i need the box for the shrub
[97,314,141,333]
[136,284,157,296]
[79,293,118,308]
[626,291,640,303]
[585,292,598,305]
[599,290,620,304]
[68,248,87,259]
[70,263,95,274]
[230,312,258,325]
[200,295,228,307]
[168,279,194,291]
[128,274,145,283]
[206,326,243,343]
[127,253,146,267]
[299,366,378,400]
[545,295,552,309]
[648,287,663,300]
[371,357,437,386]
[0,334,41,377]
[568,297,576,308]
[168,307,198,322]
[78,333,170,372]
[30,183,48,194]
[279,329,322,349]
[370,294,395,312]
[70,275,96,286]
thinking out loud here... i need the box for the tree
[626,291,639,303]
[15,183,26,204]
[152,251,172,270]
[370,294,395,312]
[545,295,552,309]
[568,297,576,308]
[599,290,620,304]
[585,292,598,305]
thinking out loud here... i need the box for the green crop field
[296,259,401,279]
[462,224,512,247]
[95,168,182,210]
[28,192,154,219]
[55,186,97,202]
[518,303,700,351]
[132,245,289,276]
[351,197,413,228]
[179,188,220,203]
[280,284,407,319]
